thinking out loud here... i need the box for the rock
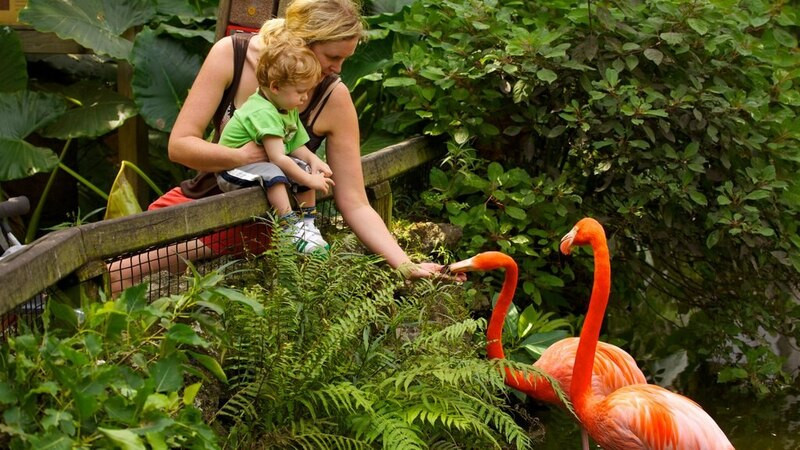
[395,221,463,255]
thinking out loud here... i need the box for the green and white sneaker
[288,221,329,253]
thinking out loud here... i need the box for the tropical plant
[0,0,216,239]
[359,0,800,394]
[0,236,553,449]
[0,260,261,449]
[207,233,543,449]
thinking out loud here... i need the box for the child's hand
[311,159,333,177]
[306,172,335,194]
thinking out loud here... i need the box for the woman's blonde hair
[257,20,322,88]
[260,0,363,46]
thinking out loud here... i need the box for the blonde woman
[110,0,452,292]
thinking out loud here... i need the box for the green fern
[211,238,540,449]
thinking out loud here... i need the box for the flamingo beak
[445,257,476,274]
[560,227,577,255]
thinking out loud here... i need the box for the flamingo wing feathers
[532,338,646,405]
[594,384,734,450]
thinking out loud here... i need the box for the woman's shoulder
[205,35,236,63]
[313,79,357,136]
[325,79,355,109]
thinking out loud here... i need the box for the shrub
[363,0,800,393]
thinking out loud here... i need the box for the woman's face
[309,37,359,76]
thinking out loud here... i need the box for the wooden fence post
[117,27,149,208]
[368,181,393,227]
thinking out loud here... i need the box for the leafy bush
[0,268,239,449]
[1,236,550,449]
[361,0,800,393]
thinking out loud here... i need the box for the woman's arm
[319,84,440,277]
[168,37,267,172]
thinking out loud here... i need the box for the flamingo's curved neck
[486,257,518,361]
[570,234,611,413]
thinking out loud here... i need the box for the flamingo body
[562,218,733,449]
[531,337,646,405]
[584,383,733,450]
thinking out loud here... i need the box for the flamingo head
[560,217,606,255]
[446,251,516,274]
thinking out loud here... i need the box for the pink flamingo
[561,217,734,449]
[448,251,646,449]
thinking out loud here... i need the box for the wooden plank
[368,181,393,226]
[361,136,442,187]
[0,228,86,315]
[215,0,233,42]
[79,187,270,259]
[13,27,87,54]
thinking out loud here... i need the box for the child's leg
[295,189,315,210]
[293,190,327,249]
[266,183,292,217]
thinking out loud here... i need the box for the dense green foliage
[0,272,232,449]
[358,0,800,393]
[209,235,543,448]
[1,235,553,448]
[0,0,218,238]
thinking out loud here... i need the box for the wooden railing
[0,137,442,315]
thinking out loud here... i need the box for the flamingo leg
[581,428,589,450]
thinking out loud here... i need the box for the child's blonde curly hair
[257,20,322,88]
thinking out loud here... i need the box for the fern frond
[356,406,426,450]
[213,380,262,423]
[302,381,376,418]
[412,318,486,349]
[284,418,373,450]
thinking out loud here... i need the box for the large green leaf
[40,81,138,139]
[154,0,215,26]
[149,356,183,393]
[131,29,203,132]
[0,27,27,92]
[97,428,146,450]
[0,91,66,139]
[19,0,156,60]
[0,138,59,181]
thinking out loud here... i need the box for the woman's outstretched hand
[400,262,467,282]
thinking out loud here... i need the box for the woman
[110,0,448,292]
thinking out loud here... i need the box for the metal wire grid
[0,293,47,341]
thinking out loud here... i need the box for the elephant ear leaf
[19,0,156,60]
[0,138,59,181]
[41,81,138,139]
[0,91,66,139]
[0,27,27,92]
[0,91,66,181]
[131,29,203,132]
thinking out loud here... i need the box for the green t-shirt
[219,91,309,155]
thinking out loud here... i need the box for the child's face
[270,79,317,110]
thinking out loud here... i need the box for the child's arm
[263,137,335,194]
[290,145,333,177]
